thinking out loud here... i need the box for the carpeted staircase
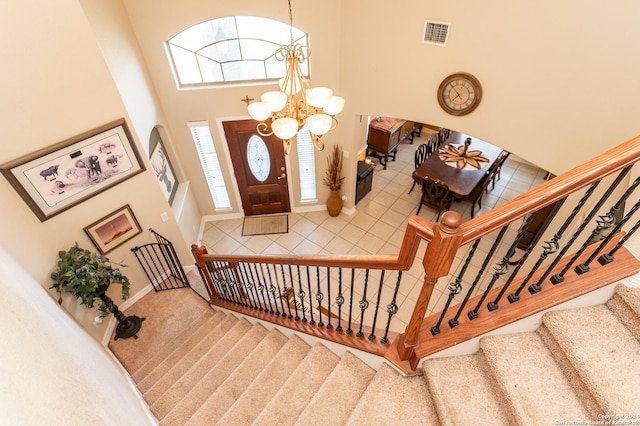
[109,282,640,425]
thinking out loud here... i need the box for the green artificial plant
[50,242,131,317]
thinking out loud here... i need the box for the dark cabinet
[366,117,414,169]
[355,161,374,204]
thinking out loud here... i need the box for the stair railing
[192,135,640,372]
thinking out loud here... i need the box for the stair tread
[423,354,511,426]
[215,336,314,426]
[151,320,266,420]
[139,313,237,395]
[346,363,439,425]
[163,327,287,425]
[295,351,375,425]
[480,332,590,423]
[133,310,223,384]
[607,284,640,340]
[109,288,209,373]
[227,341,334,426]
[542,304,640,413]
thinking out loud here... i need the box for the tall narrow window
[296,125,316,202]
[188,121,231,209]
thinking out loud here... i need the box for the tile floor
[200,128,550,332]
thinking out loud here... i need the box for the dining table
[412,132,505,199]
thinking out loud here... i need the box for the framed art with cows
[0,118,145,222]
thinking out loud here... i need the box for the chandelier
[246,0,344,152]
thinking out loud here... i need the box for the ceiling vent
[422,20,451,47]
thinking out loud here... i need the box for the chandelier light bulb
[247,102,272,121]
[306,114,333,135]
[271,117,299,140]
[261,91,288,112]
[323,96,345,115]
[306,87,333,108]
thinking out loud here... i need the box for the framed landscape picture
[84,204,142,254]
[0,118,145,222]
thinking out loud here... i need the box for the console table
[367,117,414,169]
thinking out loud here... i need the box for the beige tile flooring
[201,128,549,333]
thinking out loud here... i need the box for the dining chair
[488,151,510,191]
[408,143,430,194]
[427,133,440,155]
[438,127,451,146]
[417,177,453,220]
[468,169,497,218]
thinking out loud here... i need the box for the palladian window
[166,16,309,87]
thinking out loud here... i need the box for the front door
[223,119,291,216]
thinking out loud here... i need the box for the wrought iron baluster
[256,263,274,313]
[316,267,324,328]
[248,262,267,311]
[546,167,630,286]
[208,261,226,300]
[368,270,386,341]
[265,263,283,316]
[336,268,344,332]
[295,265,307,322]
[512,182,600,298]
[433,239,480,334]
[238,262,258,309]
[212,261,232,302]
[578,197,640,272]
[490,200,566,307]
[279,264,293,318]
[220,262,243,305]
[451,235,504,328]
[357,269,370,338]
[286,264,299,320]
[599,216,640,265]
[573,176,640,274]
[195,263,212,299]
[306,266,315,325]
[381,270,402,344]
[326,267,332,330]
[346,268,355,335]
[468,225,510,319]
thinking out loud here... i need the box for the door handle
[277,172,287,180]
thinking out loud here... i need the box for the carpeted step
[216,335,311,426]
[144,317,248,405]
[539,304,640,415]
[109,288,211,373]
[250,343,340,426]
[346,363,439,425]
[294,351,375,425]
[138,313,237,394]
[151,320,267,420]
[162,328,288,425]
[133,310,223,383]
[422,353,511,425]
[606,284,640,340]
[479,332,590,423]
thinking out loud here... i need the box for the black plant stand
[100,293,145,340]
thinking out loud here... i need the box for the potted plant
[50,243,142,339]
[323,144,345,217]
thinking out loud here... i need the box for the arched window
[167,16,309,87]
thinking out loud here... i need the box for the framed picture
[0,118,145,222]
[84,204,142,254]
[149,127,178,205]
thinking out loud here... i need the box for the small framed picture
[84,204,142,254]
[0,118,145,222]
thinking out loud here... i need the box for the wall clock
[437,72,482,116]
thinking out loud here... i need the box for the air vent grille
[423,20,450,47]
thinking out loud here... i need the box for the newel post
[394,211,463,371]
[191,244,219,302]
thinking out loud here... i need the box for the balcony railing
[192,135,640,373]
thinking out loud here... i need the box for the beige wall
[122,0,640,214]
[0,0,192,342]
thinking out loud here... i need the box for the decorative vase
[326,190,343,217]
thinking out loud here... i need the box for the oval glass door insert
[247,135,271,182]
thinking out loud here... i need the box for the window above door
[166,16,309,87]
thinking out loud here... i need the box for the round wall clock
[437,72,482,116]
